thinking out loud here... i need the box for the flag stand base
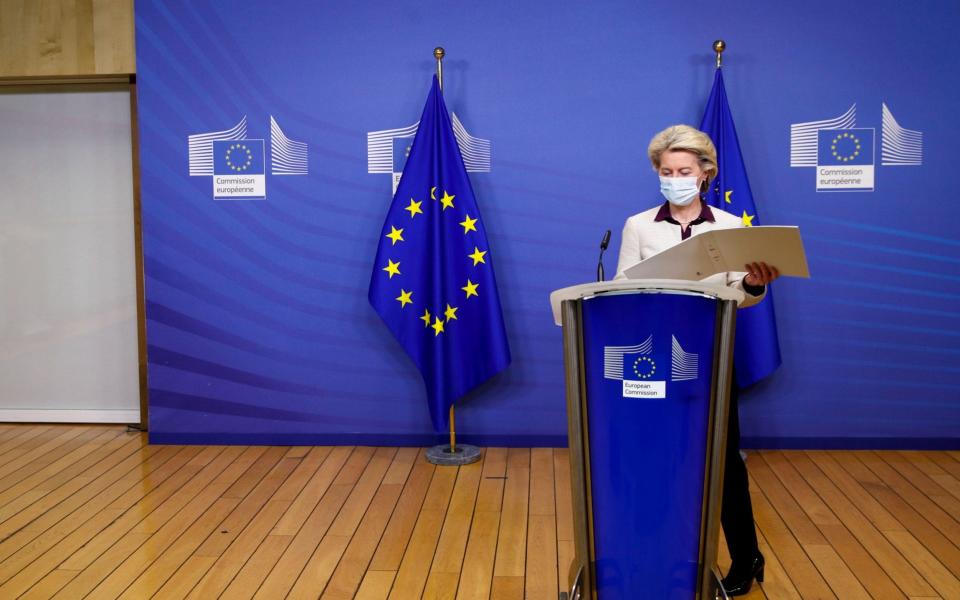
[426,444,480,466]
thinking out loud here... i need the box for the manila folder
[622,226,810,281]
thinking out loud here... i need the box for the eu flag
[699,68,782,388]
[369,76,511,431]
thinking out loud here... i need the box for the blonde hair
[647,125,718,184]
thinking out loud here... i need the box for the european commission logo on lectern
[790,103,922,192]
[603,335,700,399]
[188,116,308,199]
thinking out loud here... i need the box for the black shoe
[721,552,765,597]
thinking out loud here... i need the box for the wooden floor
[0,425,957,599]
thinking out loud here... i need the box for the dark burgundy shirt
[653,201,715,240]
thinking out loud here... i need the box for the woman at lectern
[614,125,779,597]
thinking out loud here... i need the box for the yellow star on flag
[468,247,487,266]
[382,259,401,278]
[405,198,423,218]
[430,186,437,200]
[459,214,478,234]
[741,210,755,227]
[420,309,432,327]
[725,190,733,204]
[432,316,445,336]
[462,279,479,298]
[440,191,455,210]
[385,226,404,245]
[396,289,413,308]
[444,304,458,322]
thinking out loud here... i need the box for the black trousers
[721,381,760,565]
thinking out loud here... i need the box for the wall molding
[0,409,141,424]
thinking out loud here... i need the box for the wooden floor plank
[904,452,960,503]
[785,451,934,597]
[0,437,162,569]
[553,449,574,594]
[490,575,524,599]
[285,447,397,599]
[765,451,907,599]
[429,452,484,575]
[750,455,830,545]
[836,453,960,580]
[749,476,837,600]
[304,449,415,599]
[388,463,458,599]
[252,448,359,600]
[0,426,96,493]
[525,513,558,600]
[0,428,116,513]
[184,450,305,599]
[119,495,242,599]
[115,446,266,598]
[926,451,960,481]
[0,430,142,530]
[422,571,459,600]
[0,444,191,583]
[872,451,960,524]
[321,479,407,599]
[0,425,58,465]
[0,425,955,600]
[272,446,355,536]
[41,446,247,599]
[457,447,507,600]
[753,527,796,599]
[355,570,396,599]
[367,453,436,572]
[885,529,960,599]
[807,450,905,532]
[526,448,558,600]
[802,543,872,600]
[493,449,530,579]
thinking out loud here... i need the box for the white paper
[622,226,810,281]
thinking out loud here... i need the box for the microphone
[597,229,611,282]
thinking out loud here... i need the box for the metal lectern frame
[558,284,739,600]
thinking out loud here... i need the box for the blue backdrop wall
[135,0,960,448]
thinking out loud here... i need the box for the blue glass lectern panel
[580,292,718,599]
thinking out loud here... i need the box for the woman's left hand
[744,261,780,287]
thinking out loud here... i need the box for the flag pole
[713,39,725,68]
[423,46,481,467]
[435,45,456,455]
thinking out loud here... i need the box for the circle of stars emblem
[830,132,861,163]
[632,356,656,380]
[380,186,488,339]
[225,143,253,172]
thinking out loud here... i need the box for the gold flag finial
[713,40,726,68]
[434,47,445,90]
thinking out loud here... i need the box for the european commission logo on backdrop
[367,113,491,194]
[188,116,308,199]
[790,103,922,192]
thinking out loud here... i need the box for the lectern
[550,279,745,599]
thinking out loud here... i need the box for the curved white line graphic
[671,336,699,381]
[790,104,856,167]
[451,113,492,172]
[367,122,418,173]
[188,116,247,176]
[603,335,653,380]
[270,116,308,175]
[881,103,922,166]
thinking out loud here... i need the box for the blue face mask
[659,176,700,206]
